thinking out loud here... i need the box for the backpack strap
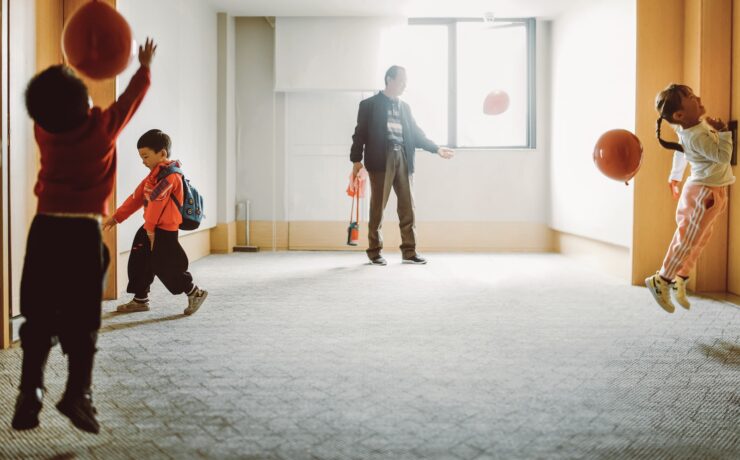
[156,165,184,181]
[156,165,185,209]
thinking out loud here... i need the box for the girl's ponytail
[656,117,684,152]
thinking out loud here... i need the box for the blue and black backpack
[157,164,204,230]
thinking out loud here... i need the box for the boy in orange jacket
[103,129,207,315]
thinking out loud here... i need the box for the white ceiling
[208,0,588,19]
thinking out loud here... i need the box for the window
[404,18,535,149]
[401,25,449,144]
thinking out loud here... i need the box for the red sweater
[34,66,151,215]
[113,160,184,233]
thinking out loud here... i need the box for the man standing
[350,65,454,265]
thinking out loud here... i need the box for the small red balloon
[62,0,133,80]
[483,90,510,115]
[593,129,643,184]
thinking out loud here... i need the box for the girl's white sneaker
[672,277,691,310]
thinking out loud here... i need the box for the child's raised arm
[103,38,157,138]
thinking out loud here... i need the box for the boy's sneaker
[56,392,99,434]
[184,288,208,316]
[11,388,44,430]
[116,298,150,313]
[645,272,675,313]
[672,277,691,310]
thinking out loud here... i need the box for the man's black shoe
[56,392,100,434]
[402,255,427,265]
[369,255,387,266]
[11,388,44,430]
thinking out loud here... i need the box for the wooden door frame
[35,0,119,302]
[1,0,10,349]
[0,0,120,348]
[633,0,733,292]
[58,0,118,301]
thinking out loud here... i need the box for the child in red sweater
[103,129,207,316]
[12,39,156,434]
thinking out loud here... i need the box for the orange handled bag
[347,178,360,246]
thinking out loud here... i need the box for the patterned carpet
[0,252,738,459]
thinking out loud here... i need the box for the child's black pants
[19,215,108,396]
[126,226,194,299]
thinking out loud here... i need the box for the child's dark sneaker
[184,288,207,316]
[56,392,99,434]
[11,388,44,430]
[116,297,150,313]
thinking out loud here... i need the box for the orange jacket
[113,160,184,233]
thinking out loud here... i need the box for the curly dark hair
[25,65,89,133]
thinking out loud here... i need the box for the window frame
[408,17,536,149]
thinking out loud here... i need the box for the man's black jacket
[350,92,439,174]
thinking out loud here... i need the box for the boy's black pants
[19,215,109,395]
[127,226,194,298]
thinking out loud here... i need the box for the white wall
[8,0,37,316]
[217,13,236,223]
[116,0,219,246]
[549,0,636,247]
[237,17,550,229]
[275,17,407,91]
[235,18,286,222]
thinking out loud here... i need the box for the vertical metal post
[246,199,251,246]
[234,200,258,252]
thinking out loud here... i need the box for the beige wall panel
[288,221,367,251]
[62,0,118,298]
[210,221,236,254]
[633,0,732,292]
[633,0,686,285]
[694,0,731,292]
[1,0,8,348]
[236,220,289,250]
[36,0,62,69]
[285,221,554,253]
[683,0,701,89]
[728,0,740,294]
[179,230,211,262]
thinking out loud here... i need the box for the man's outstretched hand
[438,147,455,159]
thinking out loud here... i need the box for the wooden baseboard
[210,222,237,254]
[236,220,289,250]
[554,231,631,281]
[238,220,554,252]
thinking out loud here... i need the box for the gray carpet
[0,252,738,459]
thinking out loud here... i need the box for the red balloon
[62,0,133,80]
[593,129,643,184]
[483,90,510,115]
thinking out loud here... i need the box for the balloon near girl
[593,129,643,185]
